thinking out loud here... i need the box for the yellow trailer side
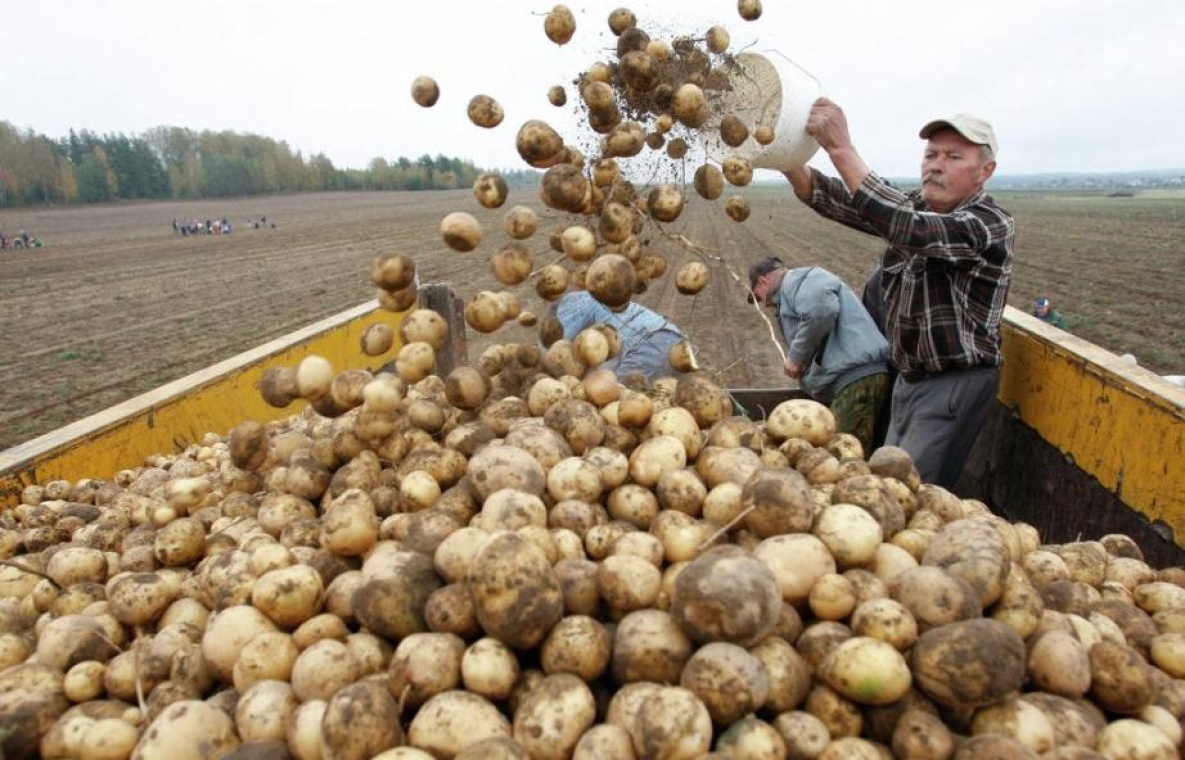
[0,300,407,508]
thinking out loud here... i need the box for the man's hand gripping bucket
[701,51,822,172]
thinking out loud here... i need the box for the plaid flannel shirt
[806,168,1015,375]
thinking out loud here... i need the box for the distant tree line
[0,121,538,207]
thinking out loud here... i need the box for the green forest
[0,122,538,207]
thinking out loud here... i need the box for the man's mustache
[923,174,946,187]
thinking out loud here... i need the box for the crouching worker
[748,257,891,453]
[551,290,689,383]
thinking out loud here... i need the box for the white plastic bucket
[701,50,822,171]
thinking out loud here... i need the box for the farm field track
[1,186,1183,450]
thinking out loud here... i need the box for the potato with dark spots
[909,619,1025,709]
[671,545,781,646]
[468,533,563,650]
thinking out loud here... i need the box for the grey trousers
[885,366,1000,490]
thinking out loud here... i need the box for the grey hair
[980,144,995,163]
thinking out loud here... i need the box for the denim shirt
[554,292,686,381]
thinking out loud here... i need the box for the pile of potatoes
[420,4,782,355]
[4,331,1185,760]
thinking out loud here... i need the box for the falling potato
[604,122,647,158]
[361,324,395,356]
[666,138,689,160]
[503,206,539,240]
[548,86,567,106]
[468,95,504,129]
[491,243,534,286]
[720,115,750,148]
[669,341,699,372]
[647,39,673,61]
[466,292,506,334]
[561,226,597,262]
[738,0,763,20]
[672,84,706,125]
[694,165,724,200]
[593,158,619,187]
[705,26,730,54]
[516,120,566,169]
[617,26,650,57]
[582,81,616,111]
[370,253,416,290]
[723,156,754,187]
[541,164,590,213]
[599,202,634,244]
[620,51,659,92]
[608,7,637,35]
[755,125,775,145]
[586,254,636,310]
[536,265,571,301]
[440,212,482,252]
[544,5,576,45]
[725,196,751,222]
[473,173,509,209]
[676,261,709,295]
[647,186,685,223]
[518,311,538,327]
[411,76,439,107]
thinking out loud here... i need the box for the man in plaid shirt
[784,98,1015,489]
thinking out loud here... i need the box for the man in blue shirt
[749,257,891,452]
[552,290,688,382]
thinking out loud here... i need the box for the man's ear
[979,160,997,184]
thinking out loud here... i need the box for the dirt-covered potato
[1089,639,1154,714]
[1095,718,1178,760]
[468,94,504,128]
[468,533,563,649]
[910,618,1026,710]
[889,566,981,632]
[722,155,753,186]
[815,503,884,567]
[408,691,512,758]
[634,687,713,758]
[389,632,465,707]
[516,120,566,169]
[512,674,596,760]
[251,564,324,628]
[411,76,439,107]
[670,546,781,646]
[767,399,836,445]
[441,211,483,252]
[693,163,725,200]
[586,253,637,309]
[543,4,576,45]
[679,642,769,724]
[612,609,693,684]
[922,517,1011,607]
[134,699,239,759]
[742,467,814,537]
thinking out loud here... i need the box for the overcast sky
[4,0,1184,177]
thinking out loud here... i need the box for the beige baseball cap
[919,114,998,158]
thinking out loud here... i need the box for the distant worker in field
[748,257,891,453]
[1033,296,1067,329]
[551,290,688,383]
[784,100,1015,489]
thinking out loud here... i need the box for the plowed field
[2,187,1182,448]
